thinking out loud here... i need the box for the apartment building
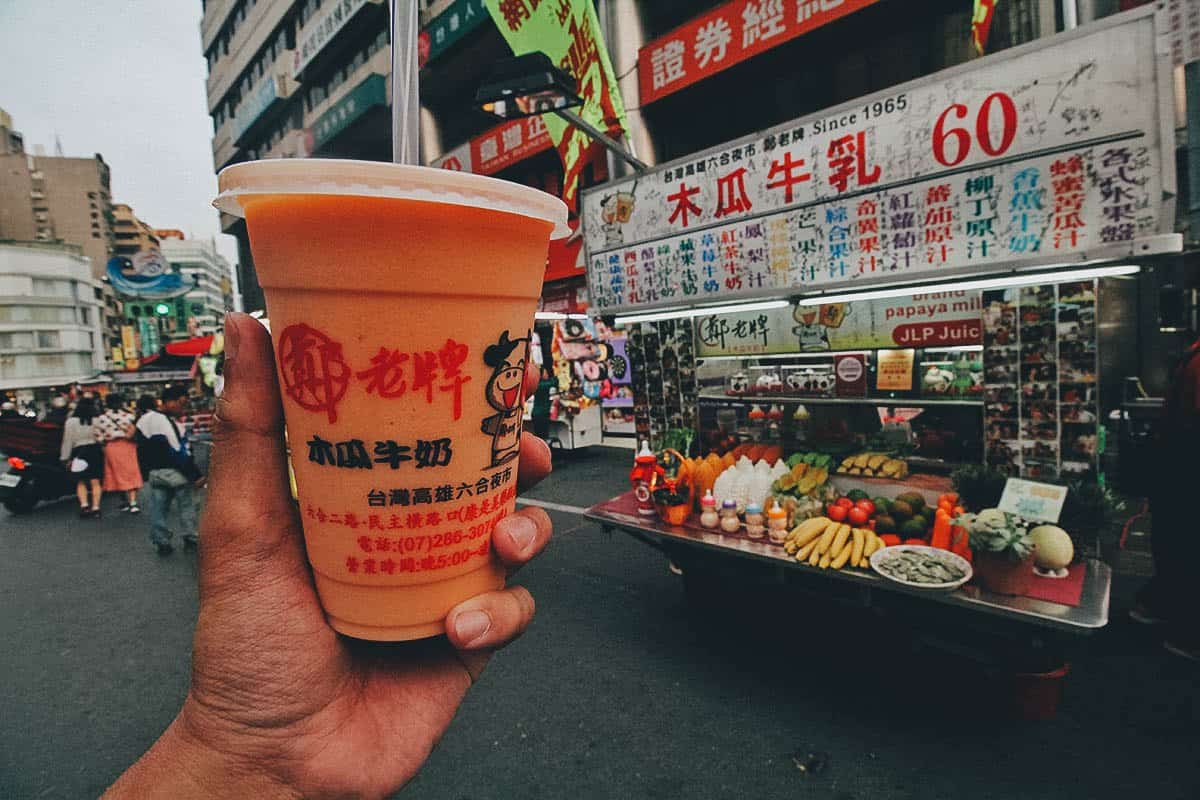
[111,203,160,259]
[0,241,106,394]
[202,0,392,313]
[160,234,234,338]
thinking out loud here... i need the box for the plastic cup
[215,159,568,641]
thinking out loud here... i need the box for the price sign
[998,478,1068,523]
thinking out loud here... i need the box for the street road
[2,447,1198,799]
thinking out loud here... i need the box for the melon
[1029,525,1074,570]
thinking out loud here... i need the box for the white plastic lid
[214,158,570,238]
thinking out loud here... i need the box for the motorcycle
[0,418,75,514]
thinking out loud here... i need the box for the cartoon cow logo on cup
[481,330,530,467]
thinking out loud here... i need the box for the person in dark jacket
[136,385,203,556]
[530,365,556,443]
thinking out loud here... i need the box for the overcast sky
[0,0,238,266]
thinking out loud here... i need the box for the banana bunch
[782,516,884,570]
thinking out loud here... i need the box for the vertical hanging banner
[484,0,629,210]
[972,0,997,55]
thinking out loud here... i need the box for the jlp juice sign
[695,292,982,357]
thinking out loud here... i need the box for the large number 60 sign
[932,92,1018,167]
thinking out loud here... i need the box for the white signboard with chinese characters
[998,478,1068,523]
[582,8,1174,314]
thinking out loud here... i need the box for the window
[0,332,32,349]
[36,331,60,349]
[32,278,66,297]
[80,308,90,325]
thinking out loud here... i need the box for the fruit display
[835,452,909,478]
[1029,524,1073,572]
[781,516,887,571]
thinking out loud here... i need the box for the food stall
[579,7,1181,713]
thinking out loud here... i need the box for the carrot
[879,534,901,547]
[903,537,928,546]
[930,513,952,549]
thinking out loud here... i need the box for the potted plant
[956,509,1036,595]
[1058,480,1128,562]
[654,479,692,526]
[950,464,1008,512]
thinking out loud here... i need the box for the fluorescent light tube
[804,265,1139,305]
[615,299,791,325]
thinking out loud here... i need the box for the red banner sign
[639,0,881,106]
[469,116,553,176]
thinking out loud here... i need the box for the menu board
[582,11,1171,314]
[876,349,915,392]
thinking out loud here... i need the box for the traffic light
[153,302,171,316]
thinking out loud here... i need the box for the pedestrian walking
[60,396,104,518]
[136,386,204,556]
[44,395,70,425]
[94,393,142,514]
[531,365,556,443]
[1133,335,1200,662]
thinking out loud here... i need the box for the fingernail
[224,313,240,361]
[453,610,491,644]
[506,515,537,552]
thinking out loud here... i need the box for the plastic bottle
[744,501,766,539]
[699,490,720,529]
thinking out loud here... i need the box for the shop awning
[165,336,215,357]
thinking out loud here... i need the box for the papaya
[705,453,723,472]
[731,443,752,459]
[761,445,783,465]
[721,452,736,471]
[746,444,766,462]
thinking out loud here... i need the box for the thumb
[199,312,313,602]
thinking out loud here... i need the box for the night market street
[1,448,1197,800]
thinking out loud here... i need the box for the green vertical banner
[484,0,629,210]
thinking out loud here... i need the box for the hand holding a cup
[105,313,554,799]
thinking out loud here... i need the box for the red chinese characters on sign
[279,326,474,423]
[467,116,552,175]
[826,131,880,194]
[765,151,811,202]
[667,182,703,227]
[715,167,753,218]
[639,0,883,106]
[278,324,351,423]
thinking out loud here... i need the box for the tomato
[867,518,877,532]
[835,497,854,509]
[854,499,875,516]
[848,507,869,525]
[879,534,901,547]
[827,504,849,522]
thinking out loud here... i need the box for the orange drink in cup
[215,159,568,641]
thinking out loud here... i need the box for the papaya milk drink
[215,159,568,641]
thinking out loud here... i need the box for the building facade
[159,235,234,339]
[0,241,106,395]
[0,110,122,361]
[111,203,160,259]
[199,1,1168,313]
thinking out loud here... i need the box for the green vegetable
[846,489,869,503]
[876,549,966,584]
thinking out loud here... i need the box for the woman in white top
[59,396,105,517]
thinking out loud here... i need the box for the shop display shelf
[697,393,984,408]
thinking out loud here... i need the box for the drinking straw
[391,0,420,165]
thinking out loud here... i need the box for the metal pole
[552,108,648,172]
[1061,0,1077,30]
[390,0,420,165]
